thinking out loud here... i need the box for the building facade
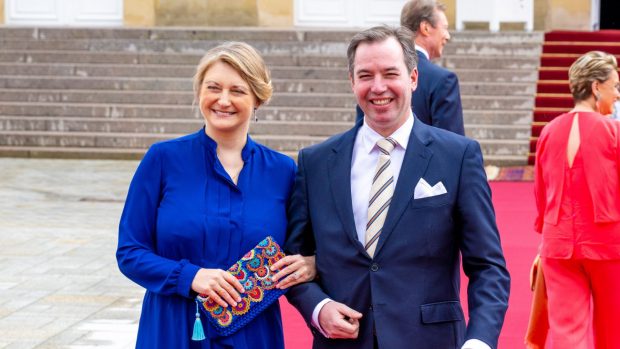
[0,0,613,31]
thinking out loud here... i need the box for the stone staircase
[0,27,541,165]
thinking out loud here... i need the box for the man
[355,0,464,135]
[285,26,509,349]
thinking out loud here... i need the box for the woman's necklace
[215,142,244,184]
[219,156,243,184]
[230,169,241,183]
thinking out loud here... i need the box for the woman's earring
[254,108,258,122]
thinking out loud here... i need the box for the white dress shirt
[310,114,490,349]
[350,115,412,243]
[415,44,430,60]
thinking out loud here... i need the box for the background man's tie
[365,137,397,257]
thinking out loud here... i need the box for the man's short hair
[400,0,446,33]
[347,25,418,77]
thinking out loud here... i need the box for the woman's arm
[116,145,201,298]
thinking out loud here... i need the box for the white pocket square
[414,178,447,199]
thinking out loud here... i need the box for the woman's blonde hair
[193,42,273,106]
[569,51,618,102]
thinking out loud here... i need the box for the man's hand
[271,254,316,289]
[318,301,363,339]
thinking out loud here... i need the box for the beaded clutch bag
[194,236,288,337]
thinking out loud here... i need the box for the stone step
[444,42,542,57]
[0,101,531,124]
[0,76,535,96]
[0,145,147,160]
[480,154,527,166]
[0,130,526,157]
[0,88,194,105]
[0,88,533,110]
[465,124,530,140]
[0,75,194,91]
[0,88,359,107]
[0,63,537,85]
[448,31,543,44]
[453,69,538,82]
[0,38,541,57]
[0,50,349,68]
[477,139,529,157]
[0,27,543,45]
[0,27,355,42]
[0,130,326,152]
[0,76,352,94]
[0,39,350,56]
[0,116,527,140]
[0,102,359,121]
[0,117,353,137]
[463,110,532,125]
[0,63,350,80]
[0,144,526,165]
[459,82,535,96]
[461,95,533,110]
[440,56,539,70]
[0,50,541,71]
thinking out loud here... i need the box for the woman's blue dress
[117,128,296,349]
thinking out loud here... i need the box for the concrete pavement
[0,158,144,348]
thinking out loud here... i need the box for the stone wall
[257,0,293,27]
[123,0,291,27]
[124,0,156,27]
[547,0,592,30]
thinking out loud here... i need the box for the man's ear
[349,73,356,91]
[410,67,418,92]
[419,21,430,36]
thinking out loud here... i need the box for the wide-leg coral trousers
[542,257,620,349]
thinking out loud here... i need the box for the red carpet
[281,181,538,348]
[529,30,620,164]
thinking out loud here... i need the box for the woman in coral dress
[534,51,620,348]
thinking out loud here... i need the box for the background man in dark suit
[286,25,509,349]
[355,0,465,135]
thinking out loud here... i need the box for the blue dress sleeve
[116,144,201,298]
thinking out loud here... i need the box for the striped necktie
[365,137,397,257]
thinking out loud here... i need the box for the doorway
[5,0,123,26]
[294,0,406,27]
[600,0,620,29]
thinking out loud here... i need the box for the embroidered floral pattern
[198,236,287,335]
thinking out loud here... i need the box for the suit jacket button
[370,263,379,272]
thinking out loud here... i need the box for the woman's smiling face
[199,60,257,134]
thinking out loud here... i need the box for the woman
[534,51,620,348]
[117,42,315,348]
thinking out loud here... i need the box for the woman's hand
[191,268,245,308]
[270,254,316,289]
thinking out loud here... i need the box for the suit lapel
[328,125,368,254]
[374,119,433,256]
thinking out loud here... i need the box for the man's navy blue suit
[285,117,510,349]
[356,50,465,135]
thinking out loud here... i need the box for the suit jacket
[285,118,510,349]
[355,50,465,135]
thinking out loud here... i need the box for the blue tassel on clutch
[192,300,206,341]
